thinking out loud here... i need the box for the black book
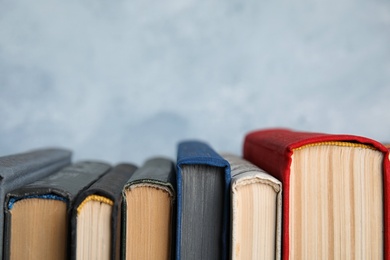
[70,163,138,260]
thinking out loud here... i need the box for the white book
[222,153,282,260]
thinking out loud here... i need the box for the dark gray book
[122,157,175,260]
[0,148,71,259]
[3,161,110,260]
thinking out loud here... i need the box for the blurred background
[1,0,389,165]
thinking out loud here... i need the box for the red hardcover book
[243,128,390,260]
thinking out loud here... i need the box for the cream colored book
[222,153,282,260]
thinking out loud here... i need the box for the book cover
[0,148,71,259]
[176,140,231,260]
[3,161,111,260]
[70,163,138,260]
[222,153,282,260]
[243,128,390,260]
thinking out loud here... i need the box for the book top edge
[0,148,72,178]
[177,140,230,169]
[245,128,388,153]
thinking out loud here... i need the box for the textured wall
[1,0,390,164]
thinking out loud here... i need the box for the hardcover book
[122,157,175,260]
[222,153,282,260]
[176,141,231,260]
[243,128,390,260]
[0,148,71,259]
[3,161,111,260]
[70,163,138,260]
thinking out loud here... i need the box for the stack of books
[0,128,388,260]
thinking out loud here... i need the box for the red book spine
[384,153,390,260]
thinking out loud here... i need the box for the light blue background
[1,0,389,165]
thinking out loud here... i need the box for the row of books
[0,128,389,260]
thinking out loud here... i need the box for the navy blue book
[176,140,231,260]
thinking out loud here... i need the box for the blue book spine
[176,140,231,260]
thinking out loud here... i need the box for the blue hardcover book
[176,140,231,260]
